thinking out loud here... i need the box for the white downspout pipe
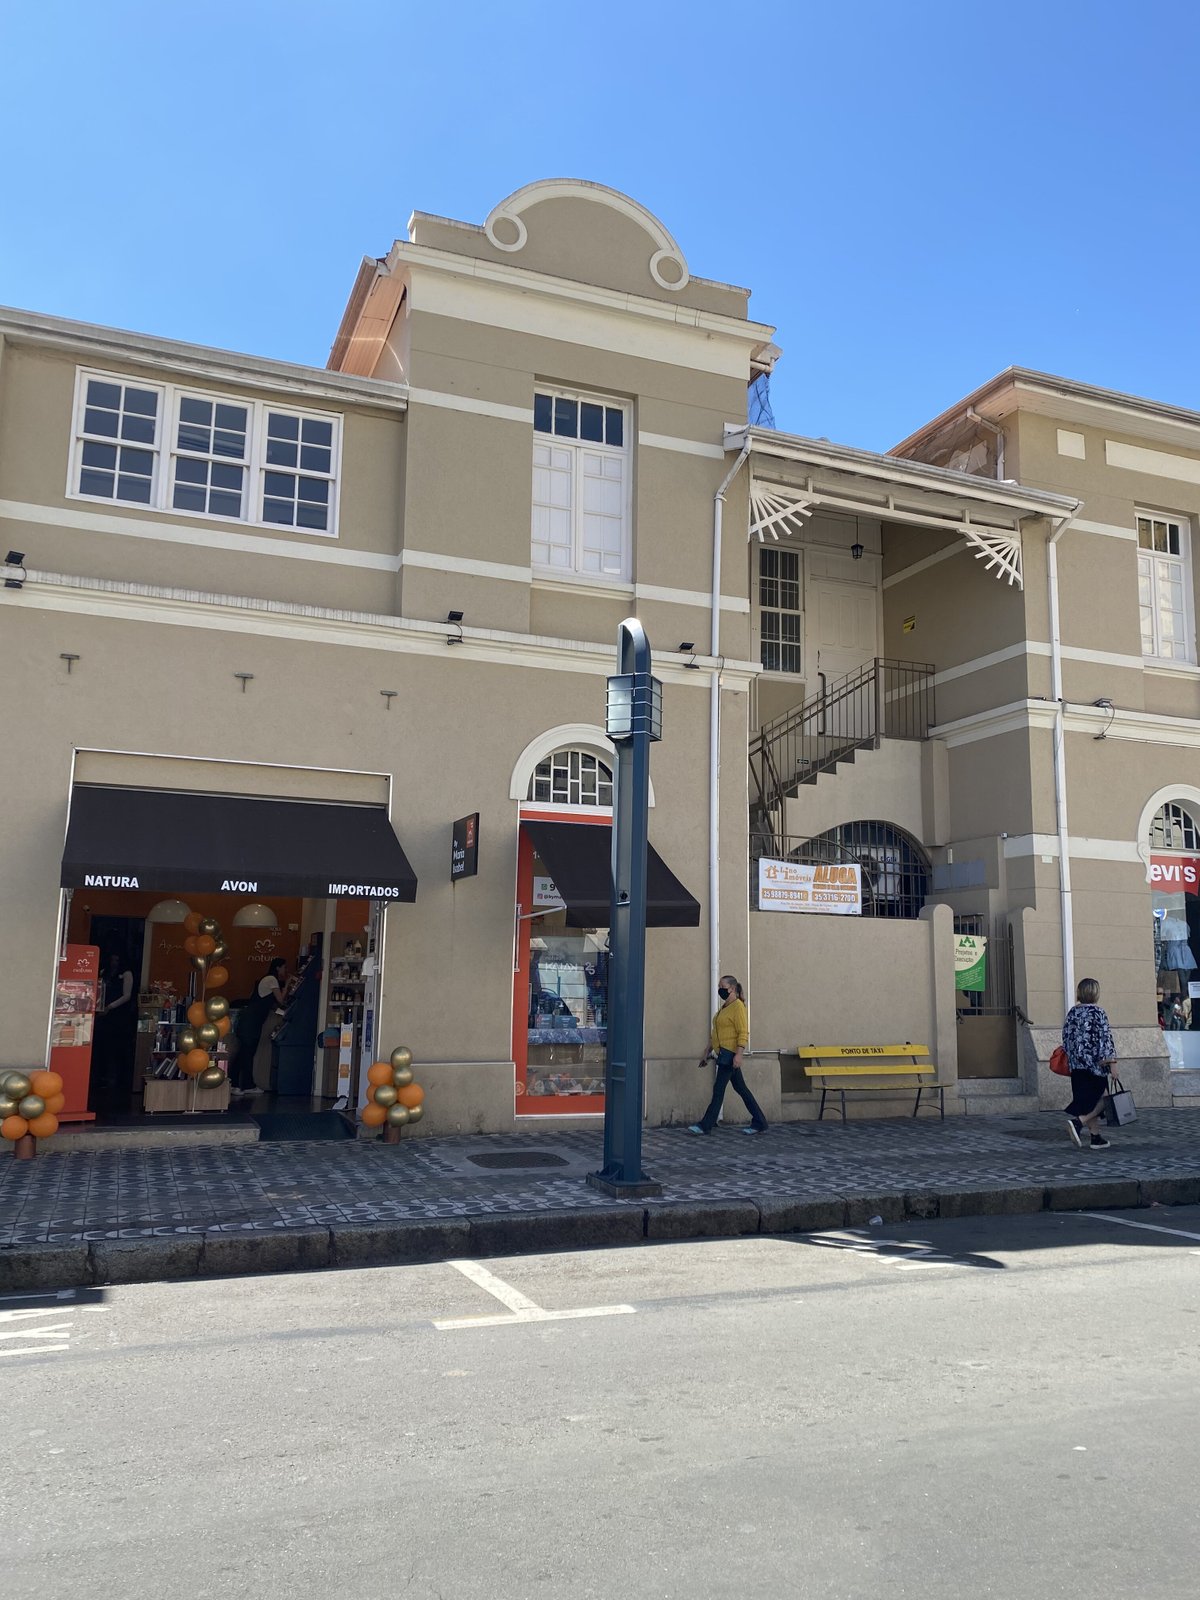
[709,438,752,1003]
[1047,509,1082,1014]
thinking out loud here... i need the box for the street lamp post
[588,618,664,1199]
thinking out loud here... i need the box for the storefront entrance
[54,781,418,1131]
[511,810,701,1117]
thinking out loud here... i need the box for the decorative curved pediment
[483,180,690,292]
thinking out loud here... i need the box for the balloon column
[360,1047,425,1139]
[1,1070,66,1152]
[177,912,232,1091]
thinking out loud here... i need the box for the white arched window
[1150,802,1200,853]
[528,748,613,809]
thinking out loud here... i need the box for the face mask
[717,986,730,1001]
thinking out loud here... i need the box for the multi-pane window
[532,390,629,580]
[1137,513,1193,662]
[172,395,249,518]
[77,377,160,504]
[759,546,802,673]
[263,412,335,531]
[1150,802,1200,852]
[72,370,340,535]
[528,750,614,808]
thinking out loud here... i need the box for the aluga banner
[758,858,862,915]
[954,933,988,991]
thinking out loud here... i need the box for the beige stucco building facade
[2,178,1196,1139]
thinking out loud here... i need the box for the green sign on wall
[954,934,988,992]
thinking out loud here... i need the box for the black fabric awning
[522,820,700,929]
[61,785,418,901]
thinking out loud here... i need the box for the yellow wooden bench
[797,1044,949,1122]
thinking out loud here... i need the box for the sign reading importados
[758,858,862,915]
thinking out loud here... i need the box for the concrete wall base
[1023,1024,1172,1110]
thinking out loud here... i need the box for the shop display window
[1150,801,1200,1066]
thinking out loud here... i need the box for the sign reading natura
[758,858,862,915]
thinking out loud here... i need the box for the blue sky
[2,1,1197,451]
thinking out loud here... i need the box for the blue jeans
[699,1049,767,1132]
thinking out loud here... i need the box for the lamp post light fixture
[588,618,664,1199]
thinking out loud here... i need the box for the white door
[808,576,878,739]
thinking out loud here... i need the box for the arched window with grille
[789,820,930,920]
[1149,801,1200,853]
[528,748,614,809]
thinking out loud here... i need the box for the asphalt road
[6,1207,1200,1599]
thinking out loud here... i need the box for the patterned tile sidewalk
[2,1109,1199,1246]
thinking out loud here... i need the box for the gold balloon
[2,1073,32,1101]
[178,1027,198,1052]
[205,995,229,1022]
[372,1083,398,1108]
[198,1065,227,1089]
[0,1096,18,1120]
[404,1103,424,1125]
[391,1066,413,1088]
[198,1023,220,1048]
[190,953,209,973]
[18,1095,46,1120]
[198,918,219,936]
[389,1046,413,1072]
[385,1103,410,1127]
[211,942,228,963]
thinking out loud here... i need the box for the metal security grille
[953,913,1015,1016]
[753,822,931,919]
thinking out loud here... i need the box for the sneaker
[686,1124,710,1136]
[742,1125,767,1135]
[1065,1116,1084,1148]
[1089,1133,1112,1149]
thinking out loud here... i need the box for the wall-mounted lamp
[851,542,864,561]
[678,641,700,670]
[446,610,464,646]
[380,690,398,710]
[4,550,26,590]
[1092,698,1116,741]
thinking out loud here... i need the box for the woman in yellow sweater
[688,975,768,1136]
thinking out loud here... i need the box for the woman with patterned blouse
[1062,977,1117,1149]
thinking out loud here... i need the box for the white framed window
[532,389,630,581]
[70,369,342,536]
[758,546,802,673]
[1137,511,1194,663]
[528,749,614,808]
[1150,801,1200,852]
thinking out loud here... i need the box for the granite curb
[1,1174,1194,1293]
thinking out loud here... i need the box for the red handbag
[1050,1045,1070,1076]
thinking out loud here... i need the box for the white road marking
[0,1304,76,1359]
[0,1289,78,1303]
[806,1230,979,1271]
[435,1259,635,1331]
[1084,1213,1200,1243]
[0,1346,71,1358]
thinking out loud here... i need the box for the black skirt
[1066,1069,1108,1118]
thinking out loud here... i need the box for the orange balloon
[195,934,216,957]
[215,1015,232,1037]
[1,1115,29,1141]
[205,965,229,989]
[396,1083,424,1109]
[184,1048,210,1075]
[44,1093,66,1115]
[30,1070,63,1098]
[28,1113,59,1139]
[366,1061,393,1087]
[184,912,203,935]
[183,935,201,956]
[187,1001,208,1028]
[361,1101,387,1127]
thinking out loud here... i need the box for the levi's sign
[1150,856,1200,894]
[758,858,862,915]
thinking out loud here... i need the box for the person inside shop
[89,948,139,1115]
[231,958,288,1099]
